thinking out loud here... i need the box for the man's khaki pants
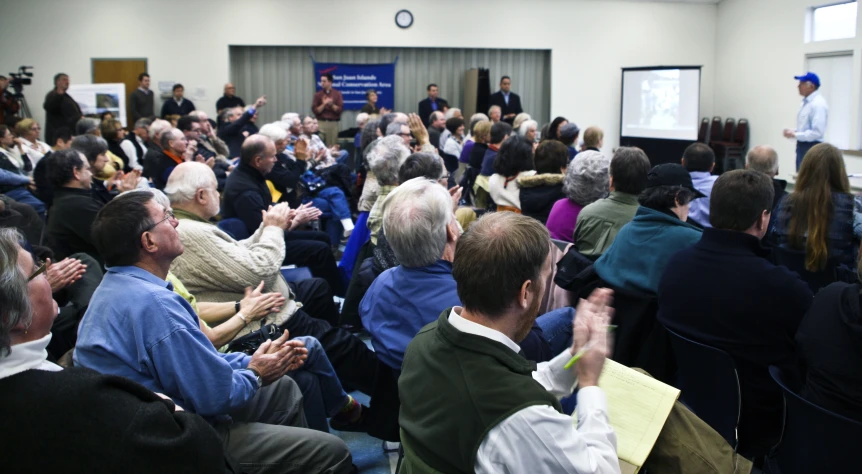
[318,120,340,147]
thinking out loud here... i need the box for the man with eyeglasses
[75,191,354,474]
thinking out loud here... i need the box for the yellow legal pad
[586,359,681,473]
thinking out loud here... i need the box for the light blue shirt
[502,91,510,105]
[74,266,256,418]
[688,171,718,228]
[795,90,829,143]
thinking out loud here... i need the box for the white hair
[488,105,501,115]
[444,108,461,120]
[368,135,411,186]
[148,119,171,140]
[512,113,532,131]
[258,123,288,142]
[281,112,299,122]
[382,177,453,267]
[356,112,369,127]
[393,112,408,124]
[564,150,610,206]
[271,121,292,133]
[518,120,538,137]
[188,110,207,121]
[164,162,218,204]
[470,113,489,123]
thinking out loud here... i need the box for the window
[811,2,858,42]
[806,54,852,149]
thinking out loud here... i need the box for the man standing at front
[398,212,620,473]
[312,73,343,147]
[489,76,524,124]
[129,73,154,122]
[418,84,447,126]
[784,72,828,171]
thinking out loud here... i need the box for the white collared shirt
[18,137,51,167]
[0,334,62,380]
[447,308,621,474]
[796,90,829,143]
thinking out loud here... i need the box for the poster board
[68,83,128,127]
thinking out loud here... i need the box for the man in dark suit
[129,72,155,121]
[160,83,195,118]
[657,169,813,459]
[489,76,523,124]
[418,84,447,125]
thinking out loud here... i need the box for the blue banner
[313,60,396,111]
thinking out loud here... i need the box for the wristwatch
[248,367,263,388]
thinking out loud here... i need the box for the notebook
[592,359,680,472]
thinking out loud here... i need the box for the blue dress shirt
[359,261,460,369]
[73,266,256,417]
[796,90,829,143]
[687,171,718,228]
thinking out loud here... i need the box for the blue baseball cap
[794,72,820,88]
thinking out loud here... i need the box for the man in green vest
[398,212,620,474]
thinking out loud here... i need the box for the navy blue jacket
[657,228,813,455]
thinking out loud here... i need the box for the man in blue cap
[784,72,828,171]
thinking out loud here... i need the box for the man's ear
[519,279,532,310]
[140,231,158,255]
[446,218,458,243]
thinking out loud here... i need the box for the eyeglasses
[143,210,176,232]
[29,259,47,282]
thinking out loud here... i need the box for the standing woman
[14,119,52,167]
[361,89,389,115]
[772,143,861,271]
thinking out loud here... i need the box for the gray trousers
[217,376,353,474]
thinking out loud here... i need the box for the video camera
[8,66,33,96]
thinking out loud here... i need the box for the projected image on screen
[621,68,700,141]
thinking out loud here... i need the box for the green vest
[398,311,563,474]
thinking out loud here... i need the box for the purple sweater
[459,140,475,164]
[546,198,584,242]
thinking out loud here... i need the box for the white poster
[67,83,128,127]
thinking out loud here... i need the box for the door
[92,58,147,127]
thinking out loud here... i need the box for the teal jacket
[595,206,702,294]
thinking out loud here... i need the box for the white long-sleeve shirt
[447,308,621,474]
[119,136,147,171]
[795,90,829,143]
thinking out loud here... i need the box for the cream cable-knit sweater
[170,216,298,339]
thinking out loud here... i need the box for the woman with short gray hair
[546,150,610,242]
[366,136,411,245]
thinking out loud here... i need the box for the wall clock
[396,10,413,29]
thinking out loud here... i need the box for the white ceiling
[609,0,721,4]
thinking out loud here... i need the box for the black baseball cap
[646,163,707,198]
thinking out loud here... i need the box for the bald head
[164,162,217,205]
[241,134,277,174]
[746,145,779,177]
[224,83,236,97]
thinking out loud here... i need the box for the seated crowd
[1,71,861,474]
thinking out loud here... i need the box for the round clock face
[396,10,413,29]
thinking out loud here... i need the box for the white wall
[715,0,862,180]
[0,0,717,156]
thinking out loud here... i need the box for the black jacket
[468,143,489,170]
[266,152,308,207]
[222,162,271,234]
[797,281,862,423]
[108,139,131,172]
[489,91,523,123]
[216,95,245,112]
[418,97,447,126]
[0,367,230,474]
[42,90,82,144]
[518,173,564,224]
[657,228,814,457]
[46,187,106,265]
[145,151,180,190]
[218,110,255,159]
[160,98,196,118]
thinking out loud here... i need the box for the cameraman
[43,73,82,144]
[0,76,20,127]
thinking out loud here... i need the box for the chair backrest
[698,117,710,143]
[709,116,723,142]
[771,246,838,294]
[666,326,741,447]
[733,118,748,144]
[721,118,736,142]
[216,218,250,240]
[768,366,862,473]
